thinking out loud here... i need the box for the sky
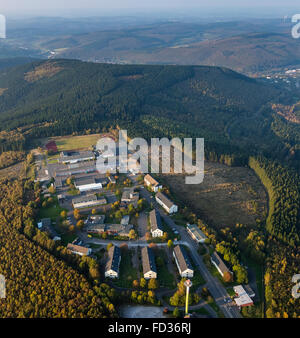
[0,0,299,17]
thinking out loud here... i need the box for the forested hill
[0,58,297,165]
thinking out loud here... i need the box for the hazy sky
[0,0,299,16]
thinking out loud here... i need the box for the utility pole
[184,279,193,317]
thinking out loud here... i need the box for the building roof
[173,245,193,272]
[142,247,157,275]
[60,151,94,162]
[67,243,90,255]
[149,209,163,232]
[233,285,254,307]
[156,192,174,209]
[144,174,160,187]
[187,224,207,241]
[72,194,98,204]
[211,252,231,275]
[89,215,106,224]
[106,246,121,273]
[74,177,96,187]
[86,223,106,233]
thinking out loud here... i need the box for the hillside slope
[0,58,297,165]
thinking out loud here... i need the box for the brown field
[161,162,267,229]
[25,62,63,83]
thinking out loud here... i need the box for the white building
[233,285,254,307]
[149,209,164,237]
[105,246,121,279]
[74,177,104,192]
[173,245,194,278]
[142,247,157,280]
[187,224,207,243]
[144,174,162,192]
[59,151,94,164]
[155,192,178,214]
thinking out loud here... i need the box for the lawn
[52,134,102,151]
[113,250,138,288]
[37,196,66,222]
[192,270,206,289]
[155,250,177,289]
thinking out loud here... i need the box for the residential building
[233,285,254,307]
[211,252,232,278]
[67,243,92,256]
[187,224,207,243]
[59,150,94,164]
[105,246,121,279]
[72,194,107,209]
[149,209,164,237]
[74,177,104,192]
[142,247,157,279]
[173,245,194,278]
[144,174,162,192]
[155,192,178,214]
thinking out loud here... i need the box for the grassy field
[49,134,103,152]
[155,250,177,289]
[161,161,267,229]
[37,196,66,222]
[113,250,138,288]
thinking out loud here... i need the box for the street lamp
[184,279,193,316]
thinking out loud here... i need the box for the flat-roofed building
[142,247,157,279]
[67,243,92,256]
[173,245,194,278]
[187,224,207,243]
[211,252,232,278]
[72,194,107,209]
[105,246,121,279]
[74,177,104,192]
[233,285,254,307]
[149,209,164,237]
[144,174,162,192]
[55,162,96,177]
[155,192,178,214]
[59,151,94,164]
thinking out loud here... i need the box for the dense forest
[0,59,297,168]
[0,178,116,318]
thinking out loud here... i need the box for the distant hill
[0,58,297,166]
[43,28,300,74]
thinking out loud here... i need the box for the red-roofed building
[45,141,58,153]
